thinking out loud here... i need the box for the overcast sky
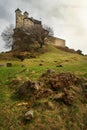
[0,0,87,54]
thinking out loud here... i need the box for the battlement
[15,8,41,29]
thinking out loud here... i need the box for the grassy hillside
[0,45,87,130]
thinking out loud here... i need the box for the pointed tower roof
[24,11,29,15]
[15,8,21,13]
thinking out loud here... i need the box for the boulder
[24,110,34,120]
[6,63,12,67]
[39,63,43,66]
[56,65,63,67]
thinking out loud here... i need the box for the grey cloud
[0,0,87,54]
[0,5,12,22]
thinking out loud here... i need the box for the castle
[15,8,42,29]
[14,8,65,50]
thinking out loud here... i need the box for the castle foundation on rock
[13,8,65,51]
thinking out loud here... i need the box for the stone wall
[45,36,65,47]
[15,11,32,29]
[23,19,34,29]
[16,12,24,28]
[53,37,65,47]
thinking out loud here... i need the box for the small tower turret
[24,11,29,18]
[15,8,22,14]
[15,8,24,28]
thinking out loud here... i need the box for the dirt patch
[14,71,82,106]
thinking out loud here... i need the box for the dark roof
[24,11,29,15]
[29,17,41,24]
[23,17,41,25]
[15,8,21,12]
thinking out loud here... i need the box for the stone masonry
[15,8,41,29]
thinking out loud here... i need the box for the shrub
[6,63,12,67]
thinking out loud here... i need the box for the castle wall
[16,12,24,28]
[53,37,65,47]
[45,36,65,47]
[23,19,34,28]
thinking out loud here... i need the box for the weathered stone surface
[45,36,65,47]
[24,110,34,120]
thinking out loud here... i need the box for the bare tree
[24,24,54,48]
[1,24,14,49]
[1,24,54,50]
[76,49,83,55]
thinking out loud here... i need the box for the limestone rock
[24,110,34,120]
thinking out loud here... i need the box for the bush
[76,49,83,55]
[6,63,12,67]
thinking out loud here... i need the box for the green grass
[0,45,87,130]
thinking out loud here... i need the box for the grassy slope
[0,45,87,130]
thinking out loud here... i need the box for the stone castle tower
[15,8,41,29]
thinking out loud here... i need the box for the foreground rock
[6,63,12,67]
[24,110,34,120]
